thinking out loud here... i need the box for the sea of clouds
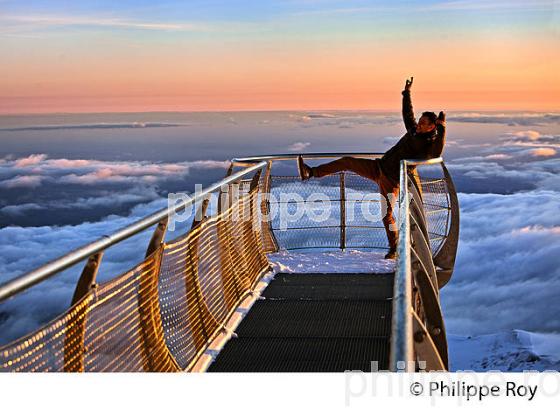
[439,126,560,335]
[0,111,559,347]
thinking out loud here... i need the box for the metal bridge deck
[208,273,394,372]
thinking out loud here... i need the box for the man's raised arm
[402,77,417,133]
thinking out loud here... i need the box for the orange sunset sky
[1,0,559,113]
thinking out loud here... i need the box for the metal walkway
[209,273,394,372]
[0,153,459,372]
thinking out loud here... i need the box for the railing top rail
[389,157,445,371]
[0,161,267,303]
[232,153,443,170]
[404,157,444,166]
[390,159,413,370]
[232,152,385,165]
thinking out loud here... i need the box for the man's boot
[384,248,397,260]
[297,155,313,181]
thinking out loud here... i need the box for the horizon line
[2,108,560,116]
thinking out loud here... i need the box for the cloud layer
[1,113,560,351]
[0,154,231,226]
[441,126,560,335]
[447,129,560,193]
[442,191,560,335]
[0,196,204,345]
[0,122,186,132]
[0,154,229,187]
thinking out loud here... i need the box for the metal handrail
[232,152,384,165]
[390,156,445,371]
[389,159,414,370]
[232,153,445,166]
[0,161,267,302]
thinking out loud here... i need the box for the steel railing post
[146,219,168,258]
[63,252,103,372]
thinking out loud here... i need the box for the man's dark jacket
[379,89,446,183]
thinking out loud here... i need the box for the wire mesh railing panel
[158,235,207,370]
[83,254,177,372]
[1,169,270,372]
[345,227,389,249]
[262,161,452,254]
[196,222,232,326]
[345,174,395,250]
[273,227,342,249]
[268,173,397,250]
[157,184,269,370]
[270,204,341,230]
[0,296,91,372]
[344,173,381,194]
[237,191,270,285]
[0,254,177,372]
[417,174,451,255]
[269,175,342,250]
[271,175,342,199]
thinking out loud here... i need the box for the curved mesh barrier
[261,162,452,253]
[158,186,268,369]
[0,181,269,372]
[0,255,173,372]
[0,295,92,372]
[267,175,388,250]
[416,168,452,255]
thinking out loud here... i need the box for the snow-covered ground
[267,251,560,372]
[449,330,560,372]
[268,249,395,274]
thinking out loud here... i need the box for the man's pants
[311,157,400,251]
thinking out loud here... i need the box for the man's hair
[421,111,438,124]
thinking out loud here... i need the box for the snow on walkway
[268,249,395,274]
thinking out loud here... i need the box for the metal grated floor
[208,273,394,372]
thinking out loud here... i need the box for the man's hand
[436,111,446,126]
[404,77,413,92]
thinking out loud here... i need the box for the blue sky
[1,0,557,31]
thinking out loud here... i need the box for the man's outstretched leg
[297,155,378,181]
[297,155,398,260]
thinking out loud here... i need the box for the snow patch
[268,250,395,274]
[449,330,560,371]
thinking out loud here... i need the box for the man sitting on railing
[297,77,446,260]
